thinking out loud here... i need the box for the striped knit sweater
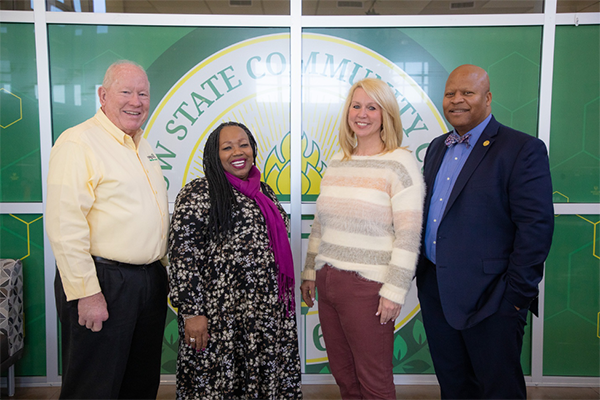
[302,148,425,305]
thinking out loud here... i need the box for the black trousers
[55,259,168,399]
[417,262,529,399]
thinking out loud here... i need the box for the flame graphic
[263,132,327,197]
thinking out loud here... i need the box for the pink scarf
[225,166,295,316]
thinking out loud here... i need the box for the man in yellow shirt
[46,60,169,399]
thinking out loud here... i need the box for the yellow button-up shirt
[46,109,169,301]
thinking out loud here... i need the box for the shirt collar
[451,113,492,147]
[94,108,143,148]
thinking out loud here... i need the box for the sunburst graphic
[180,86,333,201]
[300,86,345,200]
[183,88,289,190]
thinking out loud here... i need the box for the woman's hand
[376,297,402,325]
[184,315,209,351]
[300,280,316,308]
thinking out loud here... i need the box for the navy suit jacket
[416,116,554,330]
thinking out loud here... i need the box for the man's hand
[300,280,316,308]
[77,292,109,332]
[376,297,402,325]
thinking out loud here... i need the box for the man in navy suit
[416,64,554,399]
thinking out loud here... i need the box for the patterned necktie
[445,132,472,148]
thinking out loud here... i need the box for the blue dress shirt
[424,114,492,264]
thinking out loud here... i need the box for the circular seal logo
[145,33,291,201]
[145,31,446,372]
[145,32,445,201]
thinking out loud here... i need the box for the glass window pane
[0,0,33,10]
[0,23,42,202]
[48,25,291,203]
[550,25,599,203]
[0,214,46,375]
[544,214,600,377]
[46,0,290,15]
[49,25,292,373]
[303,0,545,16]
[300,26,544,375]
[301,26,542,201]
[557,0,599,12]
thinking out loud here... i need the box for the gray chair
[0,259,25,397]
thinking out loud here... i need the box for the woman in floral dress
[168,121,302,399]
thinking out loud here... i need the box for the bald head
[443,64,492,135]
[449,64,490,92]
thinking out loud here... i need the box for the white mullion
[532,0,557,384]
[0,10,34,22]
[290,0,304,373]
[555,12,600,25]
[38,11,555,28]
[301,13,546,28]
[33,0,61,386]
[537,0,557,149]
[553,203,600,215]
[0,204,44,214]
[44,11,292,27]
[537,376,600,386]
[301,203,317,216]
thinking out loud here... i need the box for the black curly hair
[203,121,258,238]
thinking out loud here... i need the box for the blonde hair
[338,78,403,160]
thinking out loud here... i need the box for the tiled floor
[4,384,599,399]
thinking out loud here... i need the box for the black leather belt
[92,256,158,268]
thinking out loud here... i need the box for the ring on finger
[190,337,196,343]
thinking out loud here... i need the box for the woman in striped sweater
[300,78,425,399]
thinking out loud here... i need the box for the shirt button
[439,198,443,201]
[433,241,436,244]
[454,157,458,160]
[447,177,450,180]
[433,219,437,222]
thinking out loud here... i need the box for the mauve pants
[316,264,396,400]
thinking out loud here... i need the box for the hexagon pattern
[0,89,22,129]
[550,25,600,204]
[488,52,540,137]
[544,215,600,376]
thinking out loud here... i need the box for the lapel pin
[483,140,490,147]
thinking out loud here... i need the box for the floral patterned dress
[168,177,302,400]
